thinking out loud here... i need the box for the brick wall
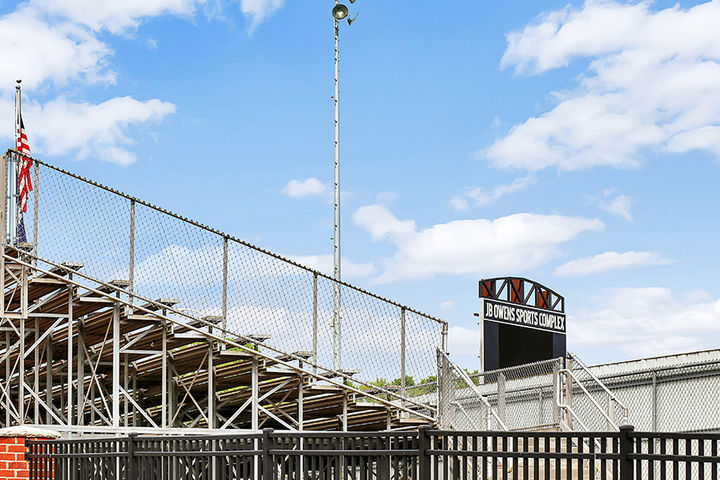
[0,428,59,480]
[0,436,33,479]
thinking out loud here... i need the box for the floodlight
[332,4,349,20]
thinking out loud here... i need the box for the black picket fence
[27,426,720,480]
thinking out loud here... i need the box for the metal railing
[27,426,720,479]
[567,351,630,430]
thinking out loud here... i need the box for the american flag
[16,116,32,213]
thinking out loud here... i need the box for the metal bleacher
[0,150,445,436]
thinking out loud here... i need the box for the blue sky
[3,0,720,368]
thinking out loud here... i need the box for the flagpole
[9,81,20,243]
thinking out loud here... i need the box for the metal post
[298,373,304,431]
[67,284,73,426]
[129,200,135,309]
[618,425,634,480]
[208,340,214,429]
[497,373,506,426]
[76,324,85,425]
[312,273,318,374]
[565,357,573,428]
[33,317,39,423]
[45,335,52,425]
[32,161,38,257]
[5,333,9,426]
[222,236,228,333]
[127,433,136,480]
[123,356,129,427]
[342,391,348,432]
[162,318,167,428]
[332,7,342,372]
[538,388,543,426]
[437,348,453,429]
[418,425,431,480]
[262,428,273,480]
[252,357,259,431]
[607,396,616,432]
[2,153,8,244]
[0,154,6,313]
[19,317,24,424]
[112,303,120,428]
[552,360,560,427]
[400,307,406,401]
[652,372,658,432]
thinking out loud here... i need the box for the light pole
[331,1,357,371]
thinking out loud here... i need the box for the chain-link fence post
[312,272,318,375]
[553,359,561,427]
[565,356,573,429]
[222,236,228,334]
[1,153,7,247]
[652,372,658,432]
[498,373,506,425]
[437,348,454,429]
[32,160,38,259]
[129,199,135,312]
[400,307,406,403]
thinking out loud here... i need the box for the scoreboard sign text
[483,298,566,334]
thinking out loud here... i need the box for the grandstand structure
[0,150,449,435]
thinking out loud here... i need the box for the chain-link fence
[424,356,562,431]
[436,352,720,434]
[14,155,447,403]
[593,356,720,433]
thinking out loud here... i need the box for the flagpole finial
[15,79,21,89]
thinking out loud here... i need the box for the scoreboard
[479,277,566,371]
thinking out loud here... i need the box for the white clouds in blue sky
[555,251,673,277]
[486,0,720,171]
[353,205,604,284]
[283,177,327,197]
[239,0,284,30]
[571,287,720,359]
[451,176,535,210]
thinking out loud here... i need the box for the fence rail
[27,426,720,479]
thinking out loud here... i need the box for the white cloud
[485,1,720,171]
[282,177,327,198]
[0,6,113,90]
[0,1,209,163]
[353,204,604,283]
[16,96,176,165]
[288,254,377,279]
[450,196,469,211]
[376,191,398,204]
[571,287,720,358]
[440,301,455,310]
[240,0,284,30]
[452,176,534,210]
[601,193,633,221]
[447,326,480,357]
[32,0,204,33]
[555,251,673,277]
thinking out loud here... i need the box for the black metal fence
[27,426,720,480]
